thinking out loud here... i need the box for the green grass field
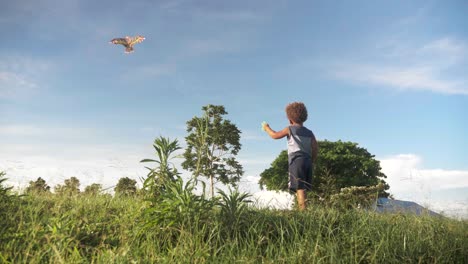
[1,189,467,264]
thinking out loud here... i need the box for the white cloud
[380,154,468,193]
[419,37,466,61]
[0,72,37,97]
[429,200,468,220]
[334,65,468,95]
[252,190,294,209]
[0,143,149,192]
[332,37,468,95]
[238,174,293,210]
[379,154,468,218]
[0,124,101,141]
[0,55,53,98]
[0,122,154,191]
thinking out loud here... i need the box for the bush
[0,172,21,247]
[329,183,386,209]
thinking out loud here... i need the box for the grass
[1,189,467,264]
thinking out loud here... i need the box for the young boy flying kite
[262,102,318,210]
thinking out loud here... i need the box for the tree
[258,150,289,191]
[84,183,102,196]
[54,177,80,196]
[182,104,244,197]
[141,136,181,198]
[114,177,137,196]
[259,140,390,199]
[25,177,51,194]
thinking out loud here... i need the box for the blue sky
[1,0,467,217]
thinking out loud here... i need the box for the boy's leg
[290,157,312,211]
[297,189,306,211]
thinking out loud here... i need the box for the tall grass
[1,190,467,263]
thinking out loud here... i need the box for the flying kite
[109,35,145,53]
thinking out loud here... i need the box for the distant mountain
[375,198,441,217]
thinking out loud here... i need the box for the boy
[262,102,318,210]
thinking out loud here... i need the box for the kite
[109,35,145,53]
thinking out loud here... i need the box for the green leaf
[140,159,158,163]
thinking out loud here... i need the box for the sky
[1,0,467,218]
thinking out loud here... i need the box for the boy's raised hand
[261,121,268,131]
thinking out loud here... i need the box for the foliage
[216,188,252,234]
[258,150,289,191]
[25,177,51,194]
[114,177,137,196]
[83,183,102,196]
[329,183,387,209]
[315,140,389,196]
[182,104,244,197]
[1,192,140,263]
[0,171,13,198]
[140,136,181,199]
[1,190,466,263]
[259,140,390,200]
[0,171,21,246]
[54,177,80,196]
[142,176,216,230]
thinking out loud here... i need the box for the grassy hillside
[1,188,467,264]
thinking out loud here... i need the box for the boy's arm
[311,133,318,163]
[263,123,289,139]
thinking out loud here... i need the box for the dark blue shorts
[288,156,313,192]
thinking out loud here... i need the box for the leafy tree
[182,104,243,197]
[259,140,390,198]
[258,150,289,191]
[54,176,80,196]
[141,136,181,198]
[25,177,51,194]
[84,183,102,196]
[115,177,137,196]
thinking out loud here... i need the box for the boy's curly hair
[285,102,308,124]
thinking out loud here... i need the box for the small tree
[115,177,137,196]
[141,136,181,199]
[25,177,51,194]
[182,104,244,197]
[84,183,102,196]
[54,177,80,196]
